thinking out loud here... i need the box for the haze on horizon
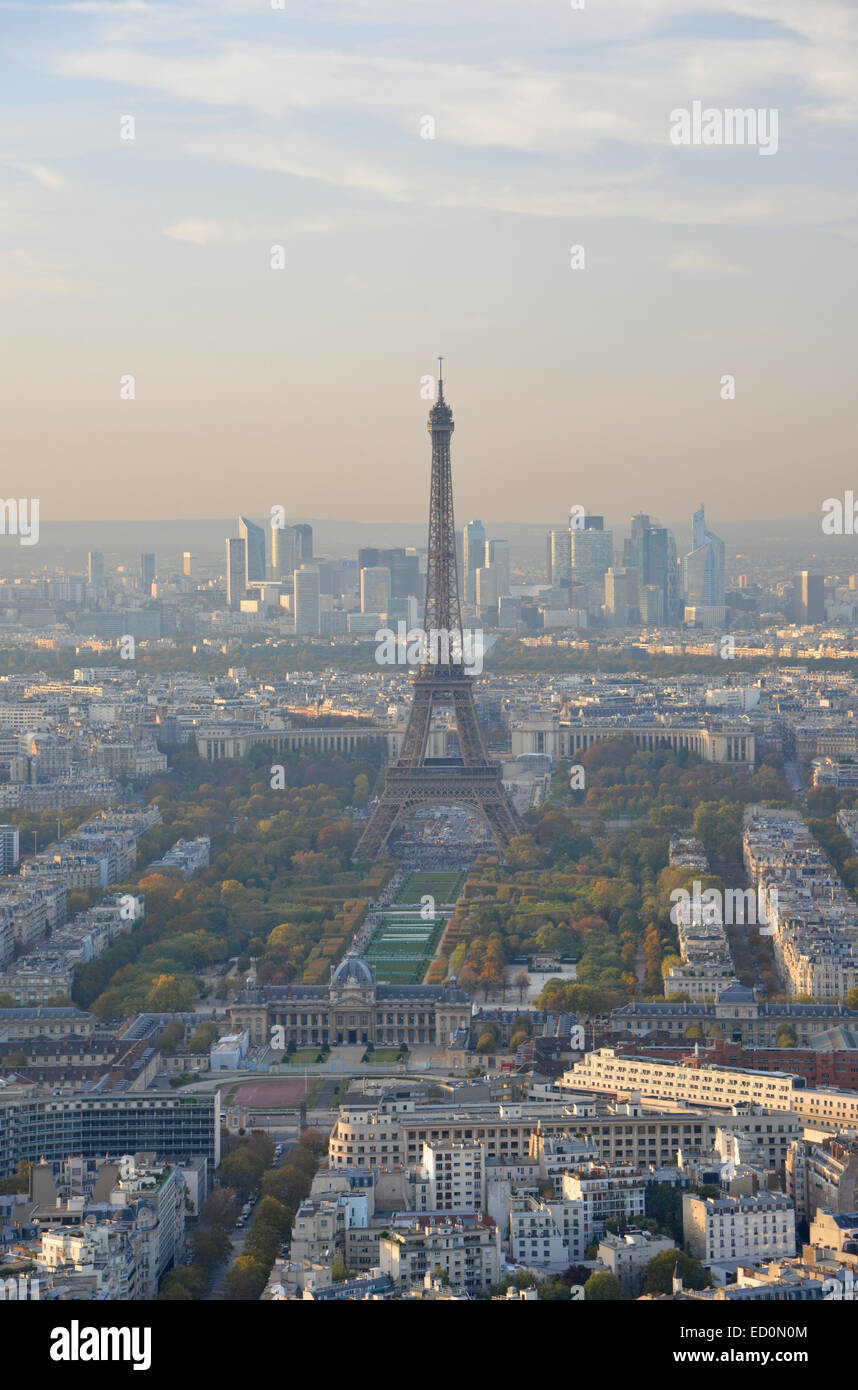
[2,0,857,526]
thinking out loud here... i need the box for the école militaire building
[229,952,470,1050]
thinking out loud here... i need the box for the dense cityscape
[7,0,858,1367]
[2,363,858,1331]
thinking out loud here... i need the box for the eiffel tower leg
[396,684,433,767]
[353,786,407,858]
[450,681,490,765]
[478,792,522,849]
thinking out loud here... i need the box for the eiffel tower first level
[354,365,522,859]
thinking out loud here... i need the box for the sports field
[231,1079,308,1107]
[394,870,466,905]
[363,910,447,985]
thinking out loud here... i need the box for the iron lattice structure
[354,367,522,859]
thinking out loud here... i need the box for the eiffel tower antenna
[354,364,521,859]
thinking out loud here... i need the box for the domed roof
[331,953,374,988]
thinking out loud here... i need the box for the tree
[645,1183,682,1241]
[189,1021,220,1054]
[643,1249,710,1294]
[158,1019,185,1055]
[192,1227,231,1273]
[159,1263,206,1300]
[223,1255,268,1301]
[457,964,478,994]
[146,973,195,1012]
[0,1159,30,1195]
[514,971,530,1001]
[200,1188,239,1229]
[584,1271,623,1300]
[91,988,123,1021]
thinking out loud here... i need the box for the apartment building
[786,1133,858,1223]
[329,1096,800,1178]
[509,1163,646,1267]
[419,1140,486,1213]
[0,1087,219,1180]
[683,1191,796,1263]
[563,1046,858,1131]
[598,1228,677,1296]
[563,1048,797,1110]
[379,1214,501,1294]
[743,804,858,999]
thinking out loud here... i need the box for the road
[203,1140,297,1300]
[784,760,807,805]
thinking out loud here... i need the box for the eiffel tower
[354,363,522,859]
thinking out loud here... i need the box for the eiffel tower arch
[354,365,522,860]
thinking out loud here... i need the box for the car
[235,1219,244,1229]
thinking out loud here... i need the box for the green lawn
[361,1047,404,1064]
[364,911,447,985]
[284,1048,328,1064]
[394,870,467,905]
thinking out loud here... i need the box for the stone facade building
[229,952,471,1049]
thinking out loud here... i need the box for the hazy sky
[2,0,857,525]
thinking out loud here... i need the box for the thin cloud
[671,250,738,272]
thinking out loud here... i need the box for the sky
[1,0,857,527]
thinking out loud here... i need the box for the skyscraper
[682,505,725,607]
[794,571,825,624]
[360,566,391,614]
[487,539,511,597]
[548,529,572,598]
[225,537,246,610]
[463,520,486,605]
[294,567,321,634]
[140,553,155,592]
[605,567,635,627]
[635,519,679,623]
[271,522,297,582]
[293,524,313,562]
[238,517,266,587]
[571,518,613,612]
[624,514,650,570]
[475,565,499,610]
[358,548,420,599]
[182,552,197,578]
[88,551,105,587]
